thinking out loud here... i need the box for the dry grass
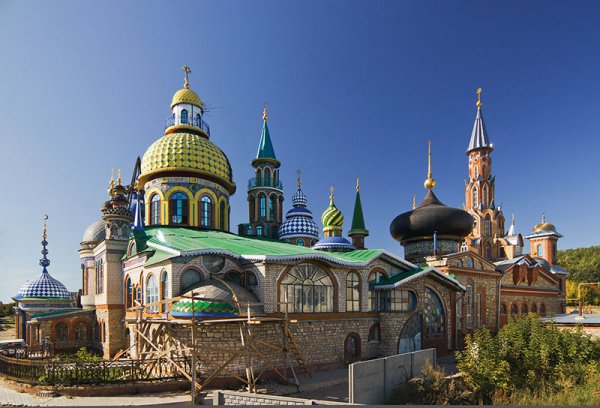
[0,316,16,340]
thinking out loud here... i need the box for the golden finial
[182,65,191,89]
[42,214,48,240]
[296,169,302,189]
[476,87,482,108]
[541,211,546,223]
[263,102,268,121]
[413,194,417,209]
[329,185,335,204]
[356,176,360,193]
[110,168,115,188]
[117,168,122,185]
[424,140,436,190]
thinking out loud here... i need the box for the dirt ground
[0,316,16,341]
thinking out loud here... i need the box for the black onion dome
[390,190,473,243]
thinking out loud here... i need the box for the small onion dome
[390,190,473,243]
[170,280,261,319]
[81,218,106,244]
[279,195,319,241]
[532,221,557,233]
[312,236,355,251]
[171,88,203,110]
[14,271,70,300]
[138,132,235,194]
[321,198,344,232]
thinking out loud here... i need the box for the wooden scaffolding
[124,279,310,400]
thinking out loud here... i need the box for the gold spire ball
[476,87,483,108]
[263,102,268,121]
[424,140,436,190]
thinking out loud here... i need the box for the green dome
[139,132,235,194]
[321,197,344,231]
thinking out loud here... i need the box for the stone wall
[213,390,348,405]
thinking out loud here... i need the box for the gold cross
[182,65,191,89]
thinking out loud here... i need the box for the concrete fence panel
[410,348,436,378]
[383,352,412,401]
[349,358,385,404]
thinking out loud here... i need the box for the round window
[202,255,225,274]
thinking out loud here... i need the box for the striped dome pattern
[140,132,235,193]
[321,200,344,231]
[15,271,70,300]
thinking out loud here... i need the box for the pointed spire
[424,140,436,190]
[329,185,335,205]
[349,177,369,241]
[413,194,417,210]
[39,215,50,273]
[255,103,277,162]
[110,168,115,189]
[507,213,516,236]
[467,87,492,153]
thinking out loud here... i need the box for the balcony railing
[248,177,283,190]
[165,116,211,136]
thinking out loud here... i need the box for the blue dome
[279,188,319,240]
[312,236,355,250]
[15,271,70,300]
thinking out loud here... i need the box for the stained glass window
[280,263,334,313]
[424,288,445,339]
[181,109,188,124]
[200,196,212,227]
[170,192,188,225]
[150,194,160,225]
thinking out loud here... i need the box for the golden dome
[171,88,203,110]
[532,222,556,233]
[139,132,235,194]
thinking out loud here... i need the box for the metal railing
[164,116,211,136]
[247,177,283,190]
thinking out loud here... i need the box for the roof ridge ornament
[182,65,191,89]
[424,140,436,190]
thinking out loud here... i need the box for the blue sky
[1,1,599,302]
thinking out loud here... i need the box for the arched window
[96,258,104,294]
[368,270,386,311]
[297,239,305,246]
[455,260,463,267]
[200,196,212,227]
[398,314,422,353]
[181,269,202,293]
[268,196,274,219]
[472,187,478,207]
[536,244,543,257]
[280,263,334,313]
[256,169,262,186]
[265,168,271,186]
[56,323,68,342]
[256,225,263,236]
[473,217,478,234]
[181,109,188,124]
[195,113,201,127]
[482,185,488,207]
[219,201,225,230]
[485,243,492,260]
[510,303,518,317]
[150,194,160,225]
[160,271,168,312]
[259,195,266,217]
[485,215,491,237]
[346,271,361,312]
[499,246,506,259]
[530,303,537,314]
[344,333,361,363]
[127,242,136,257]
[500,303,507,316]
[474,166,479,178]
[75,322,87,340]
[368,323,381,342]
[424,288,445,339]
[521,303,528,316]
[539,303,546,317]
[224,270,258,293]
[146,274,158,312]
[465,257,474,268]
[246,225,252,235]
[125,277,133,308]
[465,284,474,329]
[460,241,468,252]
[170,192,189,225]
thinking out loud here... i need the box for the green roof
[31,308,93,319]
[349,190,368,235]
[140,227,409,268]
[256,121,277,160]
[374,266,465,291]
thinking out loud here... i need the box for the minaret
[241,104,284,239]
[464,89,506,260]
[348,177,369,250]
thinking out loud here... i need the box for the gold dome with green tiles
[139,132,236,193]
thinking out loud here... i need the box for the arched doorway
[398,314,422,354]
[344,333,361,363]
[422,287,447,353]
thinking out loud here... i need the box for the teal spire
[255,104,277,161]
[349,177,369,236]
